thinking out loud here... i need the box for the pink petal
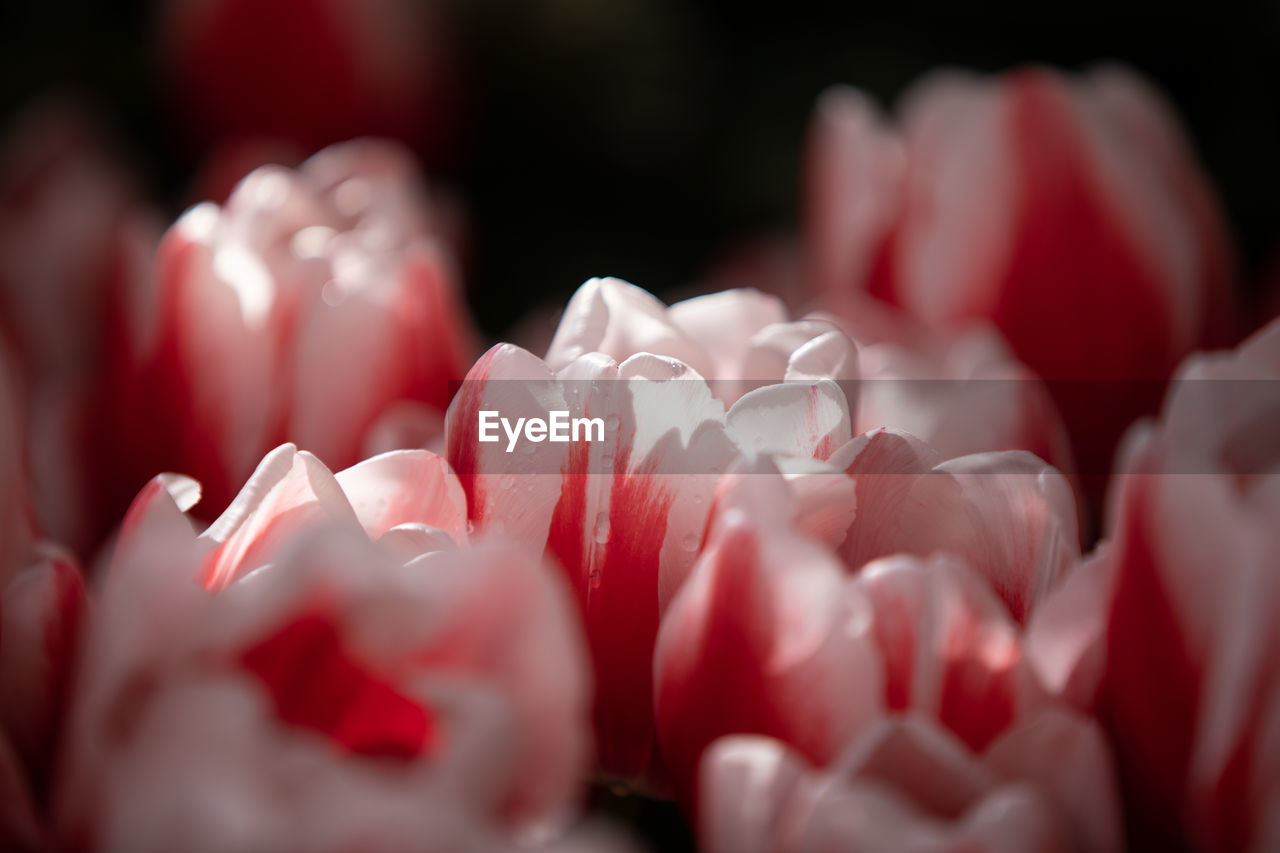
[334,449,467,544]
[838,435,1078,623]
[726,379,851,462]
[835,715,997,819]
[802,85,905,300]
[856,554,1027,751]
[200,444,359,591]
[545,277,712,376]
[984,707,1123,853]
[655,514,882,801]
[667,288,788,382]
[1024,543,1115,711]
[698,736,815,853]
[445,343,569,549]
[401,536,592,825]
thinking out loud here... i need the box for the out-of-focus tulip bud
[0,101,154,388]
[157,0,461,162]
[451,279,858,786]
[1097,318,1280,850]
[806,65,1238,490]
[59,446,591,848]
[1,545,86,788]
[91,141,475,551]
[0,340,89,798]
[699,708,1122,853]
[0,103,159,553]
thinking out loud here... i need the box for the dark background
[2,0,1278,339]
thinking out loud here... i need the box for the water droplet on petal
[682,532,700,551]
[593,512,611,544]
[498,473,515,490]
[605,414,621,431]
[589,568,603,589]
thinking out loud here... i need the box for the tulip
[0,101,153,389]
[1,545,86,790]
[655,448,1093,812]
[699,707,1121,853]
[806,65,1237,489]
[0,344,89,796]
[0,102,159,553]
[90,141,474,553]
[830,429,1080,623]
[58,445,591,848]
[1097,318,1280,850]
[450,279,859,784]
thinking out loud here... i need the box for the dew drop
[593,512,611,544]
[682,532,700,551]
[605,414,621,431]
[589,568,603,589]
[498,473,515,490]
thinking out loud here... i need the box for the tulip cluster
[1,56,1278,853]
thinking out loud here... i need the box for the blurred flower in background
[73,140,475,556]
[803,65,1238,498]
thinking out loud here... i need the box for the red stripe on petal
[238,611,437,760]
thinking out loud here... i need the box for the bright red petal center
[239,612,437,760]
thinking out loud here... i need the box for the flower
[0,343,87,802]
[650,509,1126,851]
[653,439,1088,809]
[449,278,858,784]
[699,708,1121,853]
[58,445,592,849]
[0,102,158,553]
[830,429,1080,624]
[805,65,1237,487]
[1096,318,1280,850]
[545,278,859,407]
[90,141,475,551]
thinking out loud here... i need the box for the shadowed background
[1,0,1278,339]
